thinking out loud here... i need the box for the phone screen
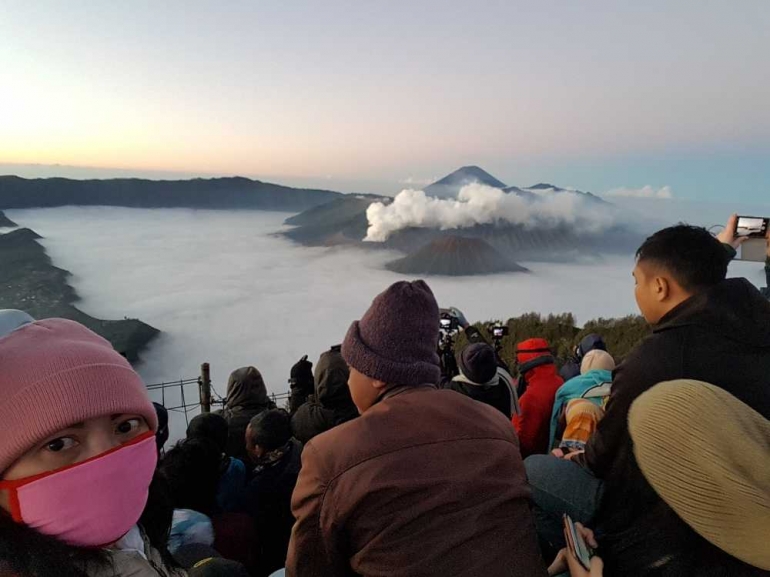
[736,216,769,239]
[563,515,592,571]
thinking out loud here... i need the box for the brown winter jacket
[286,385,546,577]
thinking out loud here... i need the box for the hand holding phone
[735,216,770,239]
[563,515,594,571]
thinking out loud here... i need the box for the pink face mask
[0,430,157,547]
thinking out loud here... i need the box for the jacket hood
[516,338,556,375]
[582,369,613,387]
[225,366,271,412]
[315,350,354,408]
[655,278,770,347]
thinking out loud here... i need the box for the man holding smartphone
[526,216,770,576]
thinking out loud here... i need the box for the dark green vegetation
[0,175,341,212]
[455,312,651,373]
[0,226,158,362]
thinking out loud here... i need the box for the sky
[1,1,769,201]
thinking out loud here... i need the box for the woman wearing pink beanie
[0,314,185,577]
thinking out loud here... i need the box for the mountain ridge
[0,175,341,212]
[0,226,159,361]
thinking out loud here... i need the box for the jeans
[524,454,604,557]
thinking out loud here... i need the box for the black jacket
[291,350,358,445]
[442,369,519,419]
[244,438,303,576]
[580,278,770,576]
[763,257,770,299]
[219,366,276,462]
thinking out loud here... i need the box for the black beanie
[457,343,498,385]
[342,280,441,386]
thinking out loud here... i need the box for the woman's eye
[46,437,77,452]
[116,418,141,435]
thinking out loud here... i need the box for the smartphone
[735,216,769,239]
[563,514,592,571]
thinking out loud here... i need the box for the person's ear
[654,276,670,302]
[372,379,388,391]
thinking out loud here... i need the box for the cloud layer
[9,207,649,439]
[365,184,618,242]
[9,206,763,439]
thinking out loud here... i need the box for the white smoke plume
[605,185,673,199]
[364,184,618,242]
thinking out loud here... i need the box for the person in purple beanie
[285,280,546,577]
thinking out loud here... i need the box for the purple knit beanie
[342,280,441,386]
[0,318,158,473]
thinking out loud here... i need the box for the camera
[488,324,509,339]
[440,314,459,332]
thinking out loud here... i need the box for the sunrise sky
[1,0,769,200]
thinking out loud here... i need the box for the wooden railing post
[200,362,212,413]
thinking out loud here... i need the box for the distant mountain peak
[423,166,507,199]
[430,166,507,189]
[528,183,559,190]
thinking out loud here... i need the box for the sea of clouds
[7,206,766,438]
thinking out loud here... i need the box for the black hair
[187,412,229,454]
[246,409,292,452]
[0,469,175,577]
[158,437,221,517]
[636,224,729,292]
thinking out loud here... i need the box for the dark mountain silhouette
[423,166,507,198]
[0,210,16,227]
[283,195,389,246]
[528,183,559,190]
[0,227,158,361]
[387,236,528,276]
[0,175,341,212]
[522,183,608,205]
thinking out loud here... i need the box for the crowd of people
[0,215,768,577]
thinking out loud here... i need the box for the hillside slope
[0,227,159,361]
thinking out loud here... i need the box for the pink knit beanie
[0,318,158,474]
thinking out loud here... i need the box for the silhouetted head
[158,437,221,516]
[245,409,292,462]
[187,412,229,454]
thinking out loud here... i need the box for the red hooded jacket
[512,338,564,458]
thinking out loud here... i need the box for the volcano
[423,166,507,199]
[281,166,645,275]
[386,236,528,276]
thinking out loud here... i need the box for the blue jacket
[216,456,247,513]
[548,369,612,450]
